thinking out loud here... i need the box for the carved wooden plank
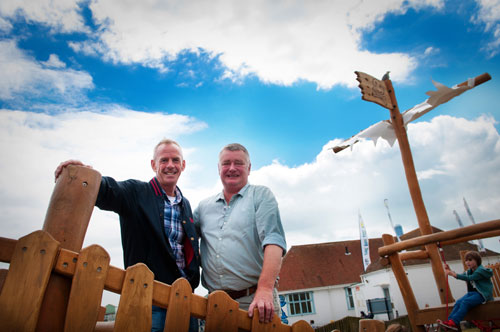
[64,245,110,332]
[359,319,385,332]
[165,278,193,332]
[204,291,239,332]
[114,263,154,332]
[251,309,288,332]
[291,320,314,332]
[0,230,59,332]
[355,71,393,109]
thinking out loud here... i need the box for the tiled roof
[277,238,383,292]
[278,227,499,292]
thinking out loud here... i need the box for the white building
[278,228,500,327]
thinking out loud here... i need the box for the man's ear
[151,159,156,172]
[181,159,186,171]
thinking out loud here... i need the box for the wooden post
[36,165,101,331]
[382,234,425,332]
[384,79,453,304]
[359,319,385,332]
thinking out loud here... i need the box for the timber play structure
[334,71,500,331]
[0,165,314,332]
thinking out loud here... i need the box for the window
[345,287,355,310]
[286,292,315,316]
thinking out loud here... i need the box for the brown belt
[223,285,258,300]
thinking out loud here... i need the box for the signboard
[355,71,393,110]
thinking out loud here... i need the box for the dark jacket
[95,176,200,289]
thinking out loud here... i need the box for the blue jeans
[448,291,484,325]
[152,305,199,332]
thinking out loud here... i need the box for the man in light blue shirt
[194,143,287,324]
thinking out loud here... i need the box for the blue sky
[1,0,500,300]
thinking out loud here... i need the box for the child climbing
[438,251,493,331]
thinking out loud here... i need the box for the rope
[437,242,450,319]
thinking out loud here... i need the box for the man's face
[151,143,185,192]
[218,149,250,192]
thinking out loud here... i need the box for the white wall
[280,284,356,327]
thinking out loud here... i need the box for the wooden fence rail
[0,231,314,332]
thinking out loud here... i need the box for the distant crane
[463,198,486,252]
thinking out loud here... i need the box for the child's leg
[448,292,483,325]
[448,294,464,318]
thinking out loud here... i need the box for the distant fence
[0,230,314,332]
[314,315,412,332]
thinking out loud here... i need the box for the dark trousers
[152,305,199,332]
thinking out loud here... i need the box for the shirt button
[183,220,186,224]
[190,237,194,241]
[219,238,222,241]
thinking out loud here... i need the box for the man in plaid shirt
[55,139,200,332]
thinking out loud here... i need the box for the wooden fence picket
[204,291,239,332]
[64,244,110,332]
[164,278,193,332]
[487,262,500,297]
[291,320,315,332]
[251,309,289,332]
[114,263,154,332]
[359,319,385,332]
[0,230,59,332]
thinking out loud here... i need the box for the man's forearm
[258,244,283,290]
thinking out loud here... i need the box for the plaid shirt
[163,187,186,277]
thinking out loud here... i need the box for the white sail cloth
[331,78,476,153]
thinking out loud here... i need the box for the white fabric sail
[331,77,476,153]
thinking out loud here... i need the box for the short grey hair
[153,139,183,160]
[219,143,250,164]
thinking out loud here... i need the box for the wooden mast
[383,78,452,303]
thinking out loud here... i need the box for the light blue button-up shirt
[194,183,287,292]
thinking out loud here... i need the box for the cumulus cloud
[64,0,444,89]
[473,0,500,57]
[0,0,87,33]
[249,115,500,249]
[0,40,93,103]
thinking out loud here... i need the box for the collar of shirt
[215,183,250,204]
[161,185,183,205]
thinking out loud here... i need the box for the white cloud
[249,115,500,251]
[42,54,67,68]
[0,15,12,32]
[0,40,93,101]
[0,0,87,33]
[65,0,444,89]
[473,0,500,57]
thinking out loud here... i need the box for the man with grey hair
[194,143,287,324]
[55,139,200,332]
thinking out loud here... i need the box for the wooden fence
[0,230,314,332]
